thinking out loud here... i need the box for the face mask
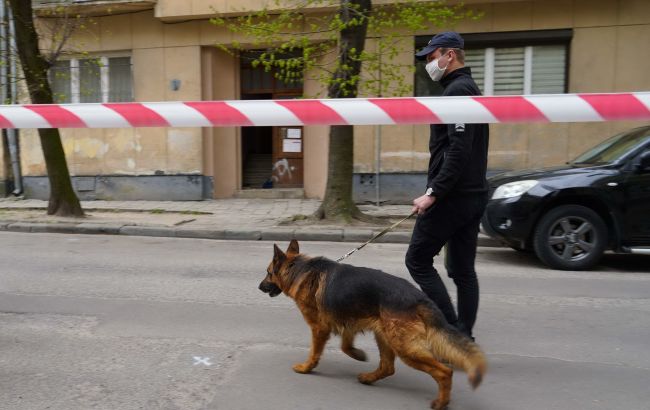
[425,55,449,82]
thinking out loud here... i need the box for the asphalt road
[1,232,649,410]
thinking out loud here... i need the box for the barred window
[415,30,570,96]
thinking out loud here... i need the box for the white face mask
[425,55,449,82]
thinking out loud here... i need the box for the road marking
[193,356,212,366]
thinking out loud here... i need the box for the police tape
[0,92,649,129]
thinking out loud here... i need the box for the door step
[235,188,304,199]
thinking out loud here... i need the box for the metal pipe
[375,124,381,206]
[7,6,22,195]
[1,0,8,196]
[375,49,382,207]
[0,0,6,101]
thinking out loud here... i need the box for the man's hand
[412,194,436,215]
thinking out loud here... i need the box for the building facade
[1,0,649,202]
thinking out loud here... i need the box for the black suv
[482,126,650,270]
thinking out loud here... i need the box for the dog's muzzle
[259,280,282,297]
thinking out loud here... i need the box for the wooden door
[272,126,303,188]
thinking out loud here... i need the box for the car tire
[533,205,607,270]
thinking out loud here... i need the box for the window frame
[414,29,572,96]
[49,52,134,103]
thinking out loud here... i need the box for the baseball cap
[415,31,465,60]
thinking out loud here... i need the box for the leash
[336,211,417,262]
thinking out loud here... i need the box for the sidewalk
[0,197,501,247]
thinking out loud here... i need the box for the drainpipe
[6,5,22,195]
[375,51,382,207]
[0,0,10,195]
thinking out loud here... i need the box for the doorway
[240,52,303,189]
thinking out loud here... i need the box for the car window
[571,128,650,165]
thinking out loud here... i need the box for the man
[406,32,489,341]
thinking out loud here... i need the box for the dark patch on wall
[22,175,209,201]
[353,171,507,204]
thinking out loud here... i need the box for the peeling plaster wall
[26,11,204,180]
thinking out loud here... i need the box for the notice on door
[286,128,302,139]
[283,138,302,153]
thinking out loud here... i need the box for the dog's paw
[430,399,449,410]
[347,348,368,362]
[357,372,377,385]
[292,363,314,374]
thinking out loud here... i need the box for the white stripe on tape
[524,95,603,122]
[0,106,52,128]
[416,96,498,124]
[142,103,212,127]
[633,93,650,112]
[226,101,302,126]
[321,100,395,125]
[62,104,132,128]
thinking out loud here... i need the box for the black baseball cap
[415,31,464,60]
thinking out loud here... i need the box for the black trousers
[405,193,488,337]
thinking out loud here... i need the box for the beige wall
[201,47,240,198]
[25,10,204,178]
[353,0,650,174]
[21,0,650,199]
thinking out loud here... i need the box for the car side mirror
[636,151,650,172]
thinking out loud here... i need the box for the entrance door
[240,51,304,190]
[272,126,304,188]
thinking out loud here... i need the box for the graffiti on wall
[271,158,296,183]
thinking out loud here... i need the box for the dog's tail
[418,305,487,389]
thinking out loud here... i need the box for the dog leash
[336,211,417,262]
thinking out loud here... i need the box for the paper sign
[286,128,302,139]
[283,138,302,152]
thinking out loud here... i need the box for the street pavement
[0,197,500,246]
[0,232,649,410]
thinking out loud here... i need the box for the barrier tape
[0,92,649,129]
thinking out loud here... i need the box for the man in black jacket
[406,32,489,340]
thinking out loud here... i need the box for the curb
[0,221,504,247]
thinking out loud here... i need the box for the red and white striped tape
[1,92,649,129]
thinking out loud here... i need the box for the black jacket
[427,67,489,199]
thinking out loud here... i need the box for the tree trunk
[8,0,83,216]
[315,0,372,222]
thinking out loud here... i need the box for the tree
[211,0,476,222]
[7,0,84,216]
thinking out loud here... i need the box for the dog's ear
[287,239,299,255]
[273,244,286,262]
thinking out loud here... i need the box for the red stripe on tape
[184,101,253,126]
[476,96,549,122]
[275,100,348,125]
[579,93,650,120]
[369,98,441,124]
[0,114,14,128]
[103,103,170,127]
[25,105,86,128]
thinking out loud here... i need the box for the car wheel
[533,205,607,270]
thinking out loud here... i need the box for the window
[49,56,134,103]
[415,30,570,96]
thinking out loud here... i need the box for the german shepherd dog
[259,240,486,410]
